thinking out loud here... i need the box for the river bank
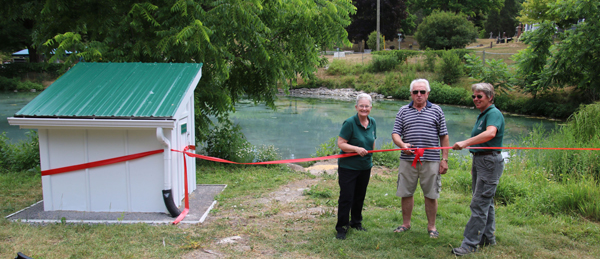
[282,86,563,121]
[284,87,388,101]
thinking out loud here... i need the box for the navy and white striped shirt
[392,100,448,161]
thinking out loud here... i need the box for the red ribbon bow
[411,147,424,168]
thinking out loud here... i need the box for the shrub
[464,53,514,92]
[203,119,254,163]
[373,50,421,64]
[567,102,600,143]
[340,75,356,88]
[0,63,63,78]
[478,28,487,39]
[370,55,399,72]
[302,78,336,89]
[16,80,44,91]
[327,59,365,76]
[0,131,40,172]
[428,81,471,105]
[521,122,600,183]
[415,10,477,50]
[494,93,579,119]
[0,76,19,91]
[253,145,282,165]
[378,72,401,97]
[372,142,401,168]
[366,31,381,50]
[423,50,437,72]
[0,76,45,91]
[315,136,338,158]
[439,51,464,85]
[354,73,380,93]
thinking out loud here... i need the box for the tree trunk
[27,46,43,63]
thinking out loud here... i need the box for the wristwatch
[441,158,448,161]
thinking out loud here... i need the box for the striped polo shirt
[392,100,448,161]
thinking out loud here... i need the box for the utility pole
[376,0,380,51]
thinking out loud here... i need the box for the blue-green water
[1,92,558,159]
[0,92,39,142]
[229,96,558,159]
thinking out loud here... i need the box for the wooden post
[482,50,485,65]
[376,0,380,51]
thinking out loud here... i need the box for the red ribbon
[172,145,193,224]
[39,145,600,224]
[41,149,164,176]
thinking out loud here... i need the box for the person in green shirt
[335,93,376,240]
[451,83,505,256]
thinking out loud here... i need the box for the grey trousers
[461,152,504,249]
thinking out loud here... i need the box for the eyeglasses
[471,94,485,99]
[412,90,427,95]
[358,105,371,109]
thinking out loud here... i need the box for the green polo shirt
[470,104,505,153]
[338,114,377,170]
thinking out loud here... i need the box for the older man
[392,78,449,238]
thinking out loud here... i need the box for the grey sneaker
[452,246,476,256]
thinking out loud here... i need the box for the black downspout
[162,189,181,217]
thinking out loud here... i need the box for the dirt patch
[302,159,392,176]
[253,178,318,205]
[42,80,55,88]
[304,159,338,175]
[182,161,395,258]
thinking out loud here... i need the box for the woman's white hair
[356,93,372,106]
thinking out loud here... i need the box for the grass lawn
[1,161,599,258]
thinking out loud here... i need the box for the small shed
[11,49,29,63]
[8,62,202,215]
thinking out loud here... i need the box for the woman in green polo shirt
[451,83,505,256]
[335,93,376,240]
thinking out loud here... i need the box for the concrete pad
[5,184,226,224]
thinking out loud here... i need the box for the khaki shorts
[396,160,441,199]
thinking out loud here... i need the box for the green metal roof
[15,62,202,118]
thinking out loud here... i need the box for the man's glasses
[472,94,484,99]
[412,90,427,95]
[357,105,371,109]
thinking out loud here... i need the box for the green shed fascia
[15,62,203,118]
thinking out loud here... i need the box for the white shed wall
[172,91,197,204]
[40,128,166,212]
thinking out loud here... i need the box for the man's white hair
[409,78,431,92]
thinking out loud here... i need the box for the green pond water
[0,92,39,142]
[229,96,558,160]
[1,92,558,160]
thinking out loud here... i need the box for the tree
[515,0,600,101]
[414,11,478,50]
[345,0,408,44]
[0,0,46,62]
[484,0,522,38]
[409,0,505,18]
[41,0,355,141]
[512,22,555,97]
[517,0,557,24]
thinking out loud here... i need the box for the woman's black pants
[336,167,371,233]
